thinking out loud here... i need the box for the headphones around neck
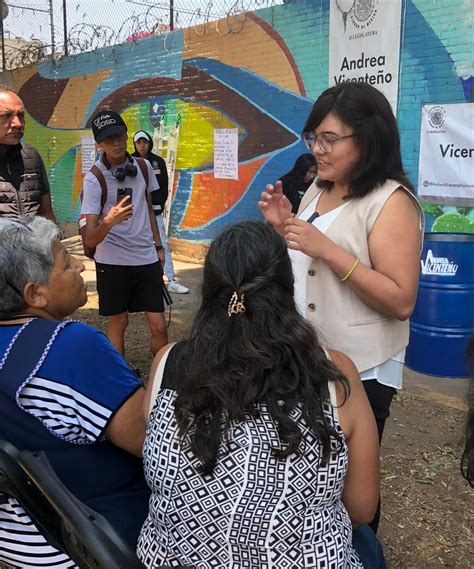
[102,152,137,182]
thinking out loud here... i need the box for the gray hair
[0,217,59,317]
[0,86,16,95]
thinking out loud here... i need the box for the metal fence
[0,0,287,70]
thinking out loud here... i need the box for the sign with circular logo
[428,106,446,129]
[351,0,378,28]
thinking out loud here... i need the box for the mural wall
[8,0,474,251]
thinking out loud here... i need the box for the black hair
[284,153,317,179]
[173,221,348,475]
[303,81,414,197]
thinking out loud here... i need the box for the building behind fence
[1,0,286,70]
[0,0,472,259]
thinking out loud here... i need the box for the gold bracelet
[341,258,359,283]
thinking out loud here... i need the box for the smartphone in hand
[117,187,133,205]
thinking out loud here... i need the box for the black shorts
[95,261,165,316]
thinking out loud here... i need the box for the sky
[3,0,284,52]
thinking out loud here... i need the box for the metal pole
[170,0,174,31]
[0,13,5,72]
[49,0,55,56]
[62,0,68,56]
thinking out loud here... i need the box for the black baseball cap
[91,110,127,143]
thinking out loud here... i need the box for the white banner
[329,0,402,113]
[214,129,239,180]
[418,103,474,205]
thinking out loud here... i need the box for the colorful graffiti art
[11,0,473,243]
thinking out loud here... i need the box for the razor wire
[1,0,288,70]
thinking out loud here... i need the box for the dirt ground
[71,246,473,568]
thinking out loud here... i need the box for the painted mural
[11,0,473,242]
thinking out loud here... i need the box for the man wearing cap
[132,130,189,294]
[80,110,168,357]
[0,87,56,221]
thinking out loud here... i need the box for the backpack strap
[135,158,149,189]
[90,165,108,214]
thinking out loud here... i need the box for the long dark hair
[173,221,348,475]
[303,81,414,197]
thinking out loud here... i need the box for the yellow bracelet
[341,258,359,283]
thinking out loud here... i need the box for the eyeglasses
[302,132,354,153]
[7,219,32,230]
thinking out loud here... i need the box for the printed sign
[418,103,474,205]
[214,129,239,180]
[328,0,402,113]
[421,249,458,276]
[81,135,96,173]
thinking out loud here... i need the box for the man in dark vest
[0,87,56,222]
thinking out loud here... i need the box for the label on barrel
[421,249,458,276]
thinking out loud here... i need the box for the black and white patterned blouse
[138,348,362,568]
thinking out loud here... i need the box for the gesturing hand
[283,216,333,260]
[103,196,133,227]
[258,180,292,227]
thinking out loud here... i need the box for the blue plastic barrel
[405,233,474,378]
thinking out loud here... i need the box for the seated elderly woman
[0,217,150,568]
[138,220,385,568]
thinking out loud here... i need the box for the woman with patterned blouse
[138,221,384,568]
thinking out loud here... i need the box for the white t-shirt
[289,194,404,389]
[81,157,159,266]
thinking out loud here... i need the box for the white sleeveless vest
[296,179,424,372]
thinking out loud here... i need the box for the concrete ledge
[168,237,207,264]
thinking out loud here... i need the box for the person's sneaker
[168,279,189,294]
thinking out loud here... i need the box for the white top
[289,195,404,389]
[81,158,159,266]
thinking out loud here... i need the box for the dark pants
[353,525,387,569]
[363,380,396,443]
[363,379,396,533]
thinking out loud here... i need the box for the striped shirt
[0,322,142,568]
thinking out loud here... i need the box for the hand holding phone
[104,191,133,227]
[117,187,133,204]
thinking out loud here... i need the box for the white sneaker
[168,279,189,294]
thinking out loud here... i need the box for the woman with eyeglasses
[259,82,424,530]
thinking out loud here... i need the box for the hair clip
[227,291,246,317]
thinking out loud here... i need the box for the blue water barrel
[405,233,474,378]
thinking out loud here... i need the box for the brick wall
[3,0,472,258]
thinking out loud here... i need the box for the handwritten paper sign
[214,129,238,180]
[81,135,96,173]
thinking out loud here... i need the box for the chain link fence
[1,0,287,70]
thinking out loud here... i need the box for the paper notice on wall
[418,103,474,206]
[214,129,238,180]
[328,0,402,113]
[81,135,96,173]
